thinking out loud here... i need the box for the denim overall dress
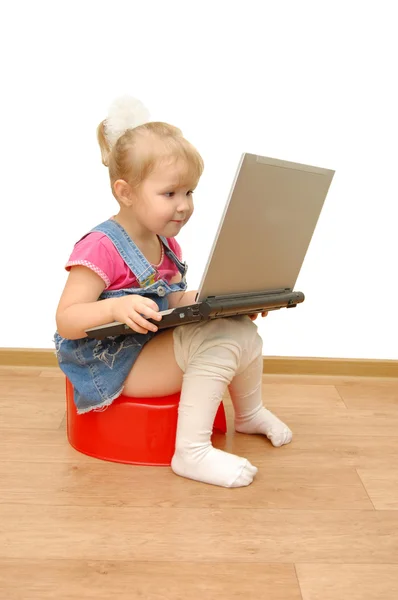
[54,219,188,414]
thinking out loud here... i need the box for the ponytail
[96,120,111,167]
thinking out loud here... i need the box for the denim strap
[159,236,187,276]
[90,220,158,287]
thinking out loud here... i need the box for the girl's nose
[177,196,191,213]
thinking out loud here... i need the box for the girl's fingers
[125,316,148,335]
[141,297,160,312]
[131,310,158,333]
[138,300,162,321]
[142,306,162,321]
[248,311,268,320]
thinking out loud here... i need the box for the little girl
[54,96,292,488]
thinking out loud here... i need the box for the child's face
[134,160,196,237]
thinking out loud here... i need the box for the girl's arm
[56,266,113,339]
[167,274,197,308]
[57,266,163,339]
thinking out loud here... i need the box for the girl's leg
[170,317,261,488]
[122,329,183,398]
[229,352,293,447]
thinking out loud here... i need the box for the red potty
[66,378,227,466]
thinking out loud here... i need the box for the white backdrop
[1,0,397,358]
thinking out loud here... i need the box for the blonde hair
[97,120,204,195]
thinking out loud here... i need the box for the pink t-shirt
[66,231,183,290]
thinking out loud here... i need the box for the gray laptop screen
[197,153,334,300]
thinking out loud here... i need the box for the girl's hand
[248,311,269,321]
[111,295,162,334]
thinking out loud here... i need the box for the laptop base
[86,290,305,340]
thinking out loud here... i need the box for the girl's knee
[173,316,262,373]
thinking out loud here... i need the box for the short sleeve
[65,233,116,288]
[167,237,183,261]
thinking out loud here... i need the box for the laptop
[86,153,334,340]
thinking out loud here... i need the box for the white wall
[1,0,397,359]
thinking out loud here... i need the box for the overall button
[157,286,166,297]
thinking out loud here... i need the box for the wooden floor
[1,366,398,600]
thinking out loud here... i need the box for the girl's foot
[235,407,293,447]
[171,446,258,488]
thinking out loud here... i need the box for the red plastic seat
[65,378,227,466]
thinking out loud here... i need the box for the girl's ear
[114,179,133,207]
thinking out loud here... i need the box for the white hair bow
[105,96,151,147]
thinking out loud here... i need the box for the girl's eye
[164,192,175,198]
[187,190,194,196]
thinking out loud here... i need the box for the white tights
[172,317,292,488]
